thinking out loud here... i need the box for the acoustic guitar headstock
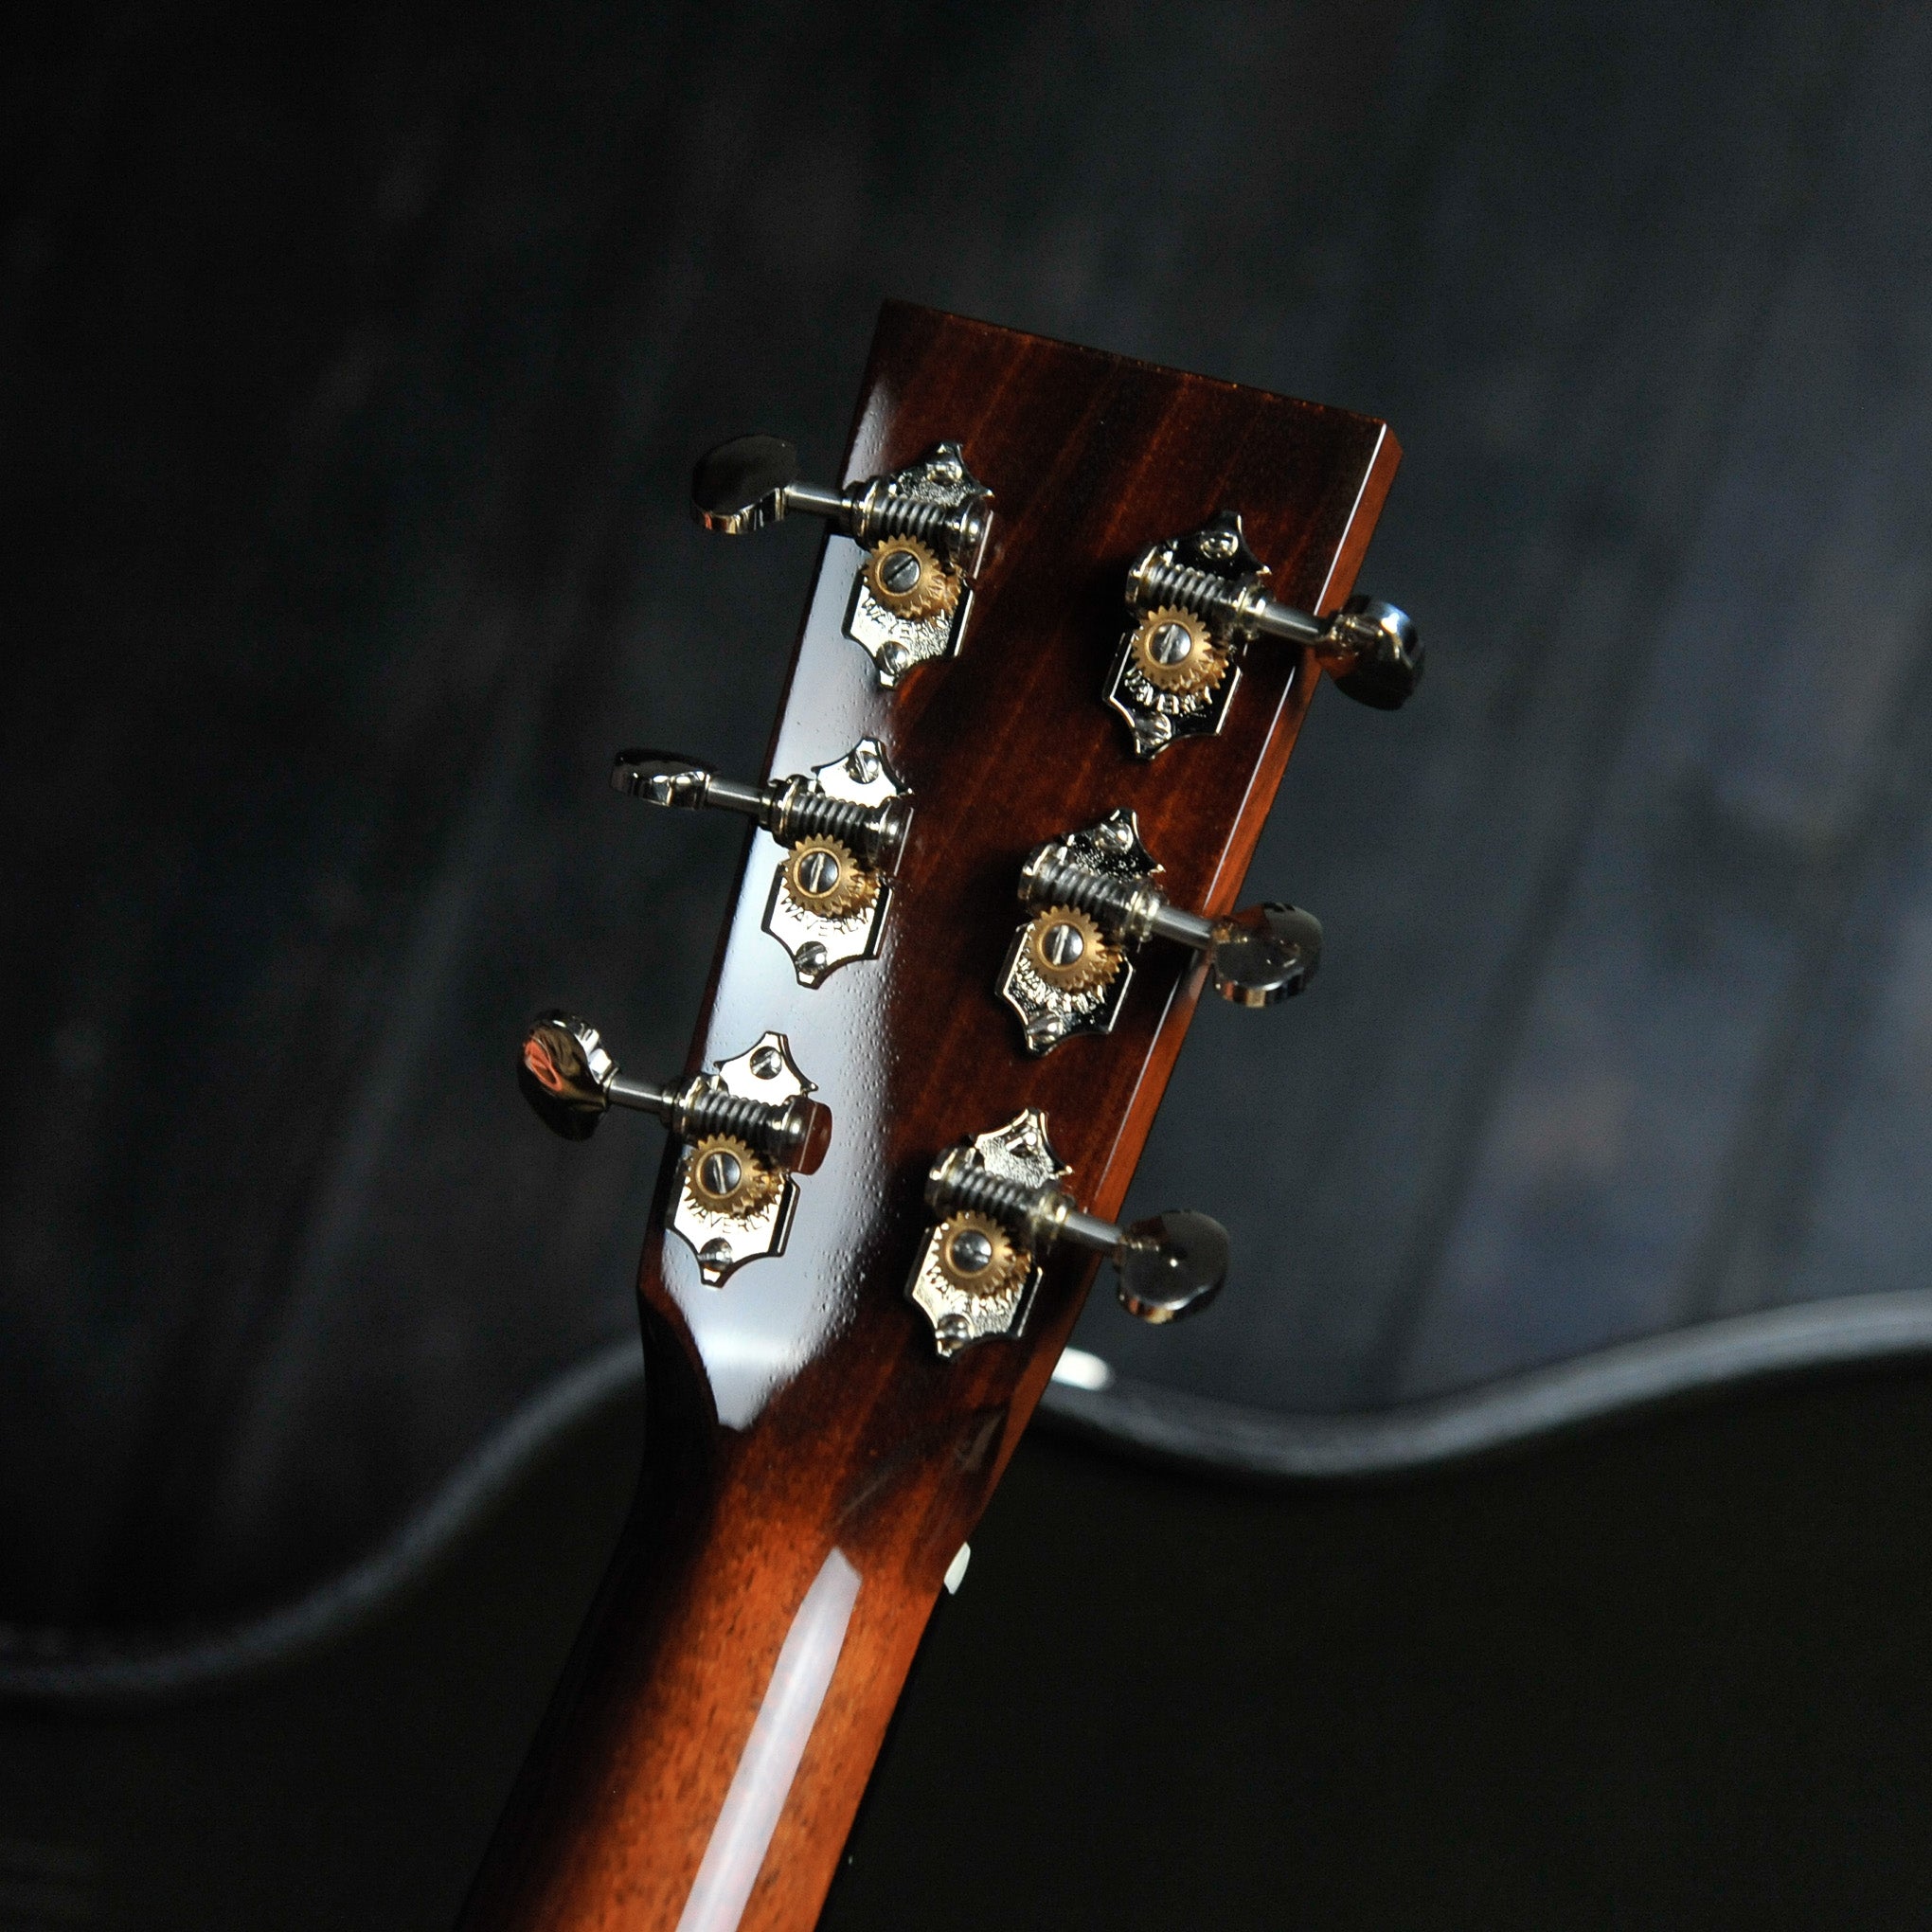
[480,302,1417,1932]
[520,296,1411,1545]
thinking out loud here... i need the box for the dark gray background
[7,0,1932,1923]
[10,0,1932,1648]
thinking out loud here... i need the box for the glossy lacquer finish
[459,305,1400,1932]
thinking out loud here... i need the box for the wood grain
[458,302,1399,1932]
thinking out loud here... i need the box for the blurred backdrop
[7,1,1932,1926]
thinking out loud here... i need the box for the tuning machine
[519,1013,829,1285]
[1105,510,1421,757]
[908,1109,1229,1356]
[615,736,910,988]
[691,435,993,688]
[997,807,1321,1054]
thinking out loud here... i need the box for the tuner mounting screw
[908,1110,1231,1356]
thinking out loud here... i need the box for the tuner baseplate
[760,738,907,987]
[997,810,1152,1054]
[669,1033,815,1286]
[842,445,990,688]
[907,1110,1067,1357]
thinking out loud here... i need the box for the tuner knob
[999,808,1322,1052]
[1112,1210,1233,1324]
[1318,595,1424,710]
[906,1110,1230,1355]
[1202,903,1326,1010]
[611,737,912,989]
[690,435,848,537]
[1107,510,1420,756]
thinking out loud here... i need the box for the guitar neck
[463,305,1401,1932]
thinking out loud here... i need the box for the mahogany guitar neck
[463,304,1404,1932]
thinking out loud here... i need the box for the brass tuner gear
[934,1211,1026,1298]
[862,534,957,620]
[1129,605,1227,695]
[685,1135,782,1220]
[783,835,879,921]
[1024,905,1122,995]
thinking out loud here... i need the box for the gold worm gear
[934,1210,1026,1298]
[685,1136,782,1220]
[784,836,879,921]
[1129,605,1227,696]
[863,535,958,621]
[1024,905,1122,996]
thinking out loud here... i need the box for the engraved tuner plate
[761,737,908,987]
[908,1110,1068,1356]
[670,1032,814,1286]
[998,809,1154,1053]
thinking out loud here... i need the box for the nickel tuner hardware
[999,807,1322,1054]
[907,1109,1230,1356]
[1108,509,1421,756]
[519,1012,828,1285]
[691,434,993,687]
[614,737,910,987]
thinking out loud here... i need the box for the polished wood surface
[459,303,1399,1932]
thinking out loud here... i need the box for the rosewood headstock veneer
[469,303,1417,1932]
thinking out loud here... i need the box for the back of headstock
[473,304,1411,1932]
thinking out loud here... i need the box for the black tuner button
[1322,595,1423,710]
[1114,1210,1230,1324]
[1206,903,1323,1009]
